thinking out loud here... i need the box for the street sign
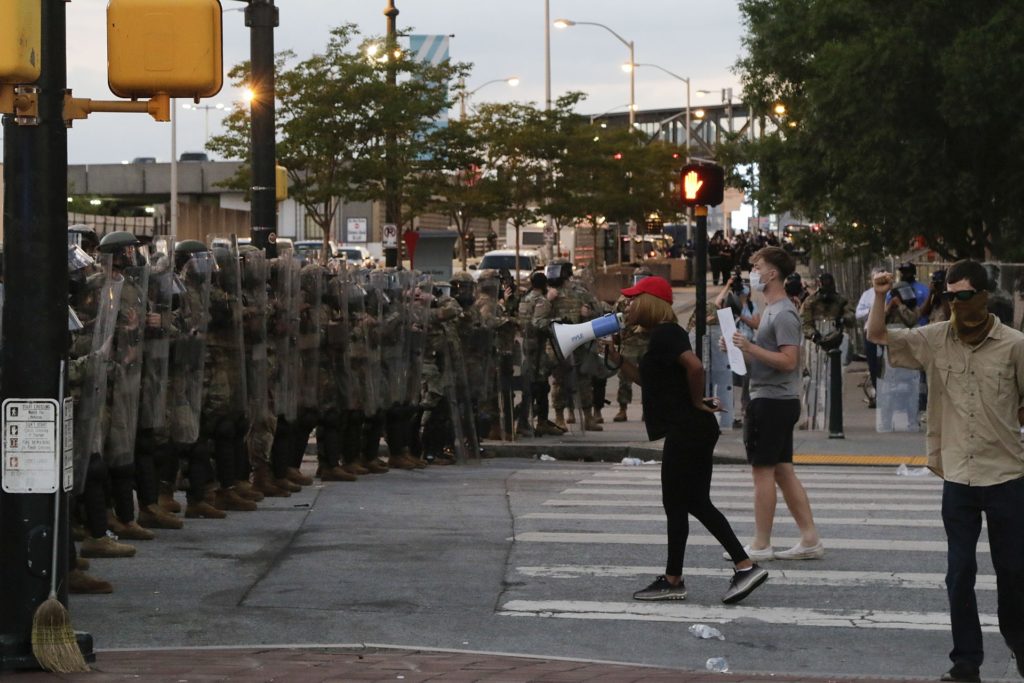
[382,223,398,247]
[2,399,60,493]
[347,217,368,243]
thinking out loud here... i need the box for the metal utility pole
[245,0,279,255]
[544,0,551,111]
[383,0,400,268]
[0,0,93,669]
[694,206,709,355]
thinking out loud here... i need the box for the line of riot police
[60,230,643,594]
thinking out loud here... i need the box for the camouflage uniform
[517,286,558,434]
[613,293,650,421]
[418,286,463,462]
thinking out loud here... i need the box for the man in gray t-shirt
[729,247,824,563]
[749,297,803,399]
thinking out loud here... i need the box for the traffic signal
[679,162,724,207]
[0,0,41,84]
[107,0,223,100]
[275,164,288,202]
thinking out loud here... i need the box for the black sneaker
[940,662,980,682]
[632,575,687,601]
[722,564,769,604]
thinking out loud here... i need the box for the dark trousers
[942,477,1024,668]
[661,427,748,576]
[864,339,880,388]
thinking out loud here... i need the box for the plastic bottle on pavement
[705,657,730,673]
[620,457,643,466]
[688,624,725,640]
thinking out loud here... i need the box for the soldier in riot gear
[68,223,100,258]
[418,280,464,464]
[97,231,155,542]
[613,267,653,422]
[800,272,856,347]
[518,271,561,435]
[983,262,1014,325]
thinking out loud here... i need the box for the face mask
[750,271,766,292]
[950,291,992,345]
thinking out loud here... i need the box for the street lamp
[182,101,226,145]
[629,62,691,160]
[459,76,520,120]
[554,17,635,128]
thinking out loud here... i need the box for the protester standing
[867,260,1024,683]
[728,247,824,561]
[607,276,769,604]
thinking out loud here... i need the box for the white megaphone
[551,313,624,361]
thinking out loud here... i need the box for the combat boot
[361,458,389,474]
[388,452,418,470]
[275,477,302,492]
[535,419,564,436]
[592,407,604,424]
[213,488,258,512]
[185,501,227,519]
[285,467,314,487]
[319,465,357,482]
[516,422,534,438]
[138,504,184,530]
[565,410,576,425]
[252,463,290,497]
[613,406,628,422]
[341,462,369,476]
[234,480,264,502]
[158,483,182,513]
[486,424,502,441]
[584,415,604,432]
[554,410,567,431]
[75,557,90,571]
[80,535,136,558]
[69,569,113,594]
[108,515,156,541]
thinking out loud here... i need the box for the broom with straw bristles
[31,361,89,673]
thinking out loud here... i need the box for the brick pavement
[14,646,944,682]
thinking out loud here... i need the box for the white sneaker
[723,544,774,562]
[774,541,825,560]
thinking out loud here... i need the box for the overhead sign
[347,217,368,243]
[382,223,398,248]
[2,399,61,493]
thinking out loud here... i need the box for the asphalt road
[67,459,1021,682]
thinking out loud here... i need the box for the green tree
[207,24,468,253]
[726,0,1024,260]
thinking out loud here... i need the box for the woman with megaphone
[603,276,769,605]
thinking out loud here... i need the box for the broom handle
[49,360,66,595]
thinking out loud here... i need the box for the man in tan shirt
[867,259,1024,683]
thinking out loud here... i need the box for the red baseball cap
[621,276,673,303]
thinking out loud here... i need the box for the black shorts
[743,398,801,467]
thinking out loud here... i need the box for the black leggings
[662,428,747,576]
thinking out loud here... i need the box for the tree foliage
[725,0,1024,259]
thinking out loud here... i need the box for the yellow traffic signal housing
[107,0,223,100]
[0,0,41,84]
[275,165,288,202]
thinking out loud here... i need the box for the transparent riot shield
[405,280,430,408]
[362,273,388,414]
[170,251,213,445]
[802,319,845,432]
[138,240,176,433]
[270,256,301,422]
[241,247,270,423]
[340,271,376,414]
[295,263,323,414]
[441,329,481,463]
[103,255,150,467]
[877,331,920,433]
[70,254,121,493]
[369,271,405,410]
[703,325,735,428]
[207,240,249,423]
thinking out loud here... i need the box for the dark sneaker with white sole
[632,575,687,601]
[939,662,980,682]
[722,564,769,604]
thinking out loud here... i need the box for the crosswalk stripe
[594,471,938,484]
[498,600,999,632]
[560,488,938,501]
[515,531,987,553]
[543,499,941,511]
[514,565,997,590]
[520,512,947,528]
[579,480,940,491]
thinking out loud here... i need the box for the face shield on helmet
[68,306,84,332]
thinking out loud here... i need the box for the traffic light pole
[0,0,93,669]
[383,0,400,268]
[694,206,708,356]
[246,0,279,256]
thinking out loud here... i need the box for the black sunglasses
[942,290,978,302]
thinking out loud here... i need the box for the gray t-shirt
[749,297,802,399]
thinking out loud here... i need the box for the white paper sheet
[716,308,747,376]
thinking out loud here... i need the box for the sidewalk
[482,361,926,467]
[19,644,947,682]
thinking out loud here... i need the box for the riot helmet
[784,272,804,298]
[545,260,572,287]
[98,230,141,271]
[68,224,100,257]
[897,261,917,283]
[450,271,476,307]
[529,271,548,291]
[817,272,837,298]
